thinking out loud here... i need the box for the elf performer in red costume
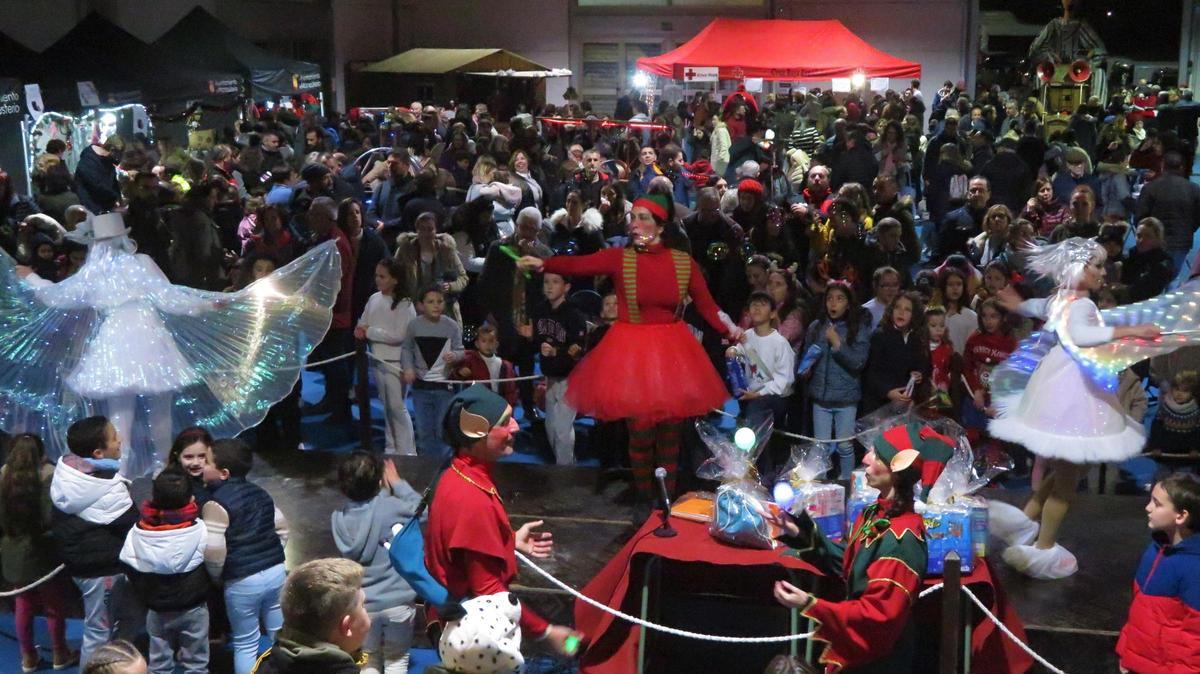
[771,422,954,674]
[424,384,581,658]
[518,192,744,505]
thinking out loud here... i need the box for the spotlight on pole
[631,71,650,90]
[850,71,866,90]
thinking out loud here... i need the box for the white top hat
[91,212,128,240]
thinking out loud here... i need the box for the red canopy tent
[636,18,920,82]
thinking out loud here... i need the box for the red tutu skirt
[565,320,729,423]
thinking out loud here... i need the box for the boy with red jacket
[453,323,518,407]
[1117,473,1200,674]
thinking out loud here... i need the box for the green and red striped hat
[872,422,956,487]
[632,193,672,223]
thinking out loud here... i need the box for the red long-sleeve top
[425,454,550,636]
[541,245,730,337]
[962,331,1017,399]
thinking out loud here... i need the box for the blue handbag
[387,463,453,611]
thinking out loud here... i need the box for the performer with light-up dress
[2,212,341,477]
[986,236,1183,579]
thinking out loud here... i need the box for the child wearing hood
[119,469,211,674]
[49,415,139,666]
[331,452,421,674]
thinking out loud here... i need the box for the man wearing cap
[1050,146,1101,209]
[772,422,954,674]
[289,163,334,237]
[424,385,581,658]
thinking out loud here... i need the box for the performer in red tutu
[518,192,743,505]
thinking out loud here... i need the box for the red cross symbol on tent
[685,68,699,81]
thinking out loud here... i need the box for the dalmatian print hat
[438,591,525,673]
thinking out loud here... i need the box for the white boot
[1002,543,1078,579]
[988,500,1039,546]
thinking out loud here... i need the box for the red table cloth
[573,517,1033,674]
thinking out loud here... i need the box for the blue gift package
[923,505,975,575]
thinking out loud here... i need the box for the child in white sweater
[356,259,417,455]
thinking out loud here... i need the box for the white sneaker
[989,500,1039,546]
[1002,543,1078,580]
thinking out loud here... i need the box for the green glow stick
[499,245,532,279]
[564,634,581,655]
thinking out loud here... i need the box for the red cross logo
[685,68,698,81]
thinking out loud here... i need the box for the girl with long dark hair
[0,434,77,671]
[802,280,872,478]
[166,426,214,507]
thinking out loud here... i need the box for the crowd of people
[2,76,1200,672]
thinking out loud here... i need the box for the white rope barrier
[961,585,1068,674]
[517,553,1067,671]
[365,351,546,384]
[915,582,1068,673]
[515,551,814,643]
[0,564,64,597]
[710,396,939,444]
[303,351,357,368]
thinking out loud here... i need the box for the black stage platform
[253,450,1146,673]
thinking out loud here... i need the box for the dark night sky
[982,0,1183,61]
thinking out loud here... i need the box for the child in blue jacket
[800,280,871,479]
[1116,473,1200,674]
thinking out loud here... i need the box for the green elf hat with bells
[872,422,956,488]
[443,384,513,449]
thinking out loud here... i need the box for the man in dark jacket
[1137,151,1200,273]
[252,558,369,674]
[935,176,990,262]
[369,148,415,243]
[684,187,746,315]
[830,130,879,191]
[980,138,1034,215]
[50,415,139,666]
[1124,217,1176,302]
[74,136,123,213]
[479,208,552,420]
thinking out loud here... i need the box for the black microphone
[653,467,677,538]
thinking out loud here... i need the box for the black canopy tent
[0,31,41,82]
[30,13,243,112]
[152,7,321,100]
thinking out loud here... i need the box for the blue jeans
[74,574,142,667]
[812,402,858,479]
[412,385,455,460]
[225,563,285,674]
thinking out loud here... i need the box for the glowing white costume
[989,291,1145,462]
[987,237,1199,579]
[0,213,340,477]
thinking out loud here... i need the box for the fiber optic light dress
[0,237,340,471]
[990,285,1200,462]
[541,243,731,423]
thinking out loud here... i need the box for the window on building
[581,41,663,116]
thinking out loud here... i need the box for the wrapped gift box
[798,482,845,542]
[966,496,989,559]
[923,504,975,575]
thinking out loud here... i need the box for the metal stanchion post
[355,339,372,451]
[939,551,962,674]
